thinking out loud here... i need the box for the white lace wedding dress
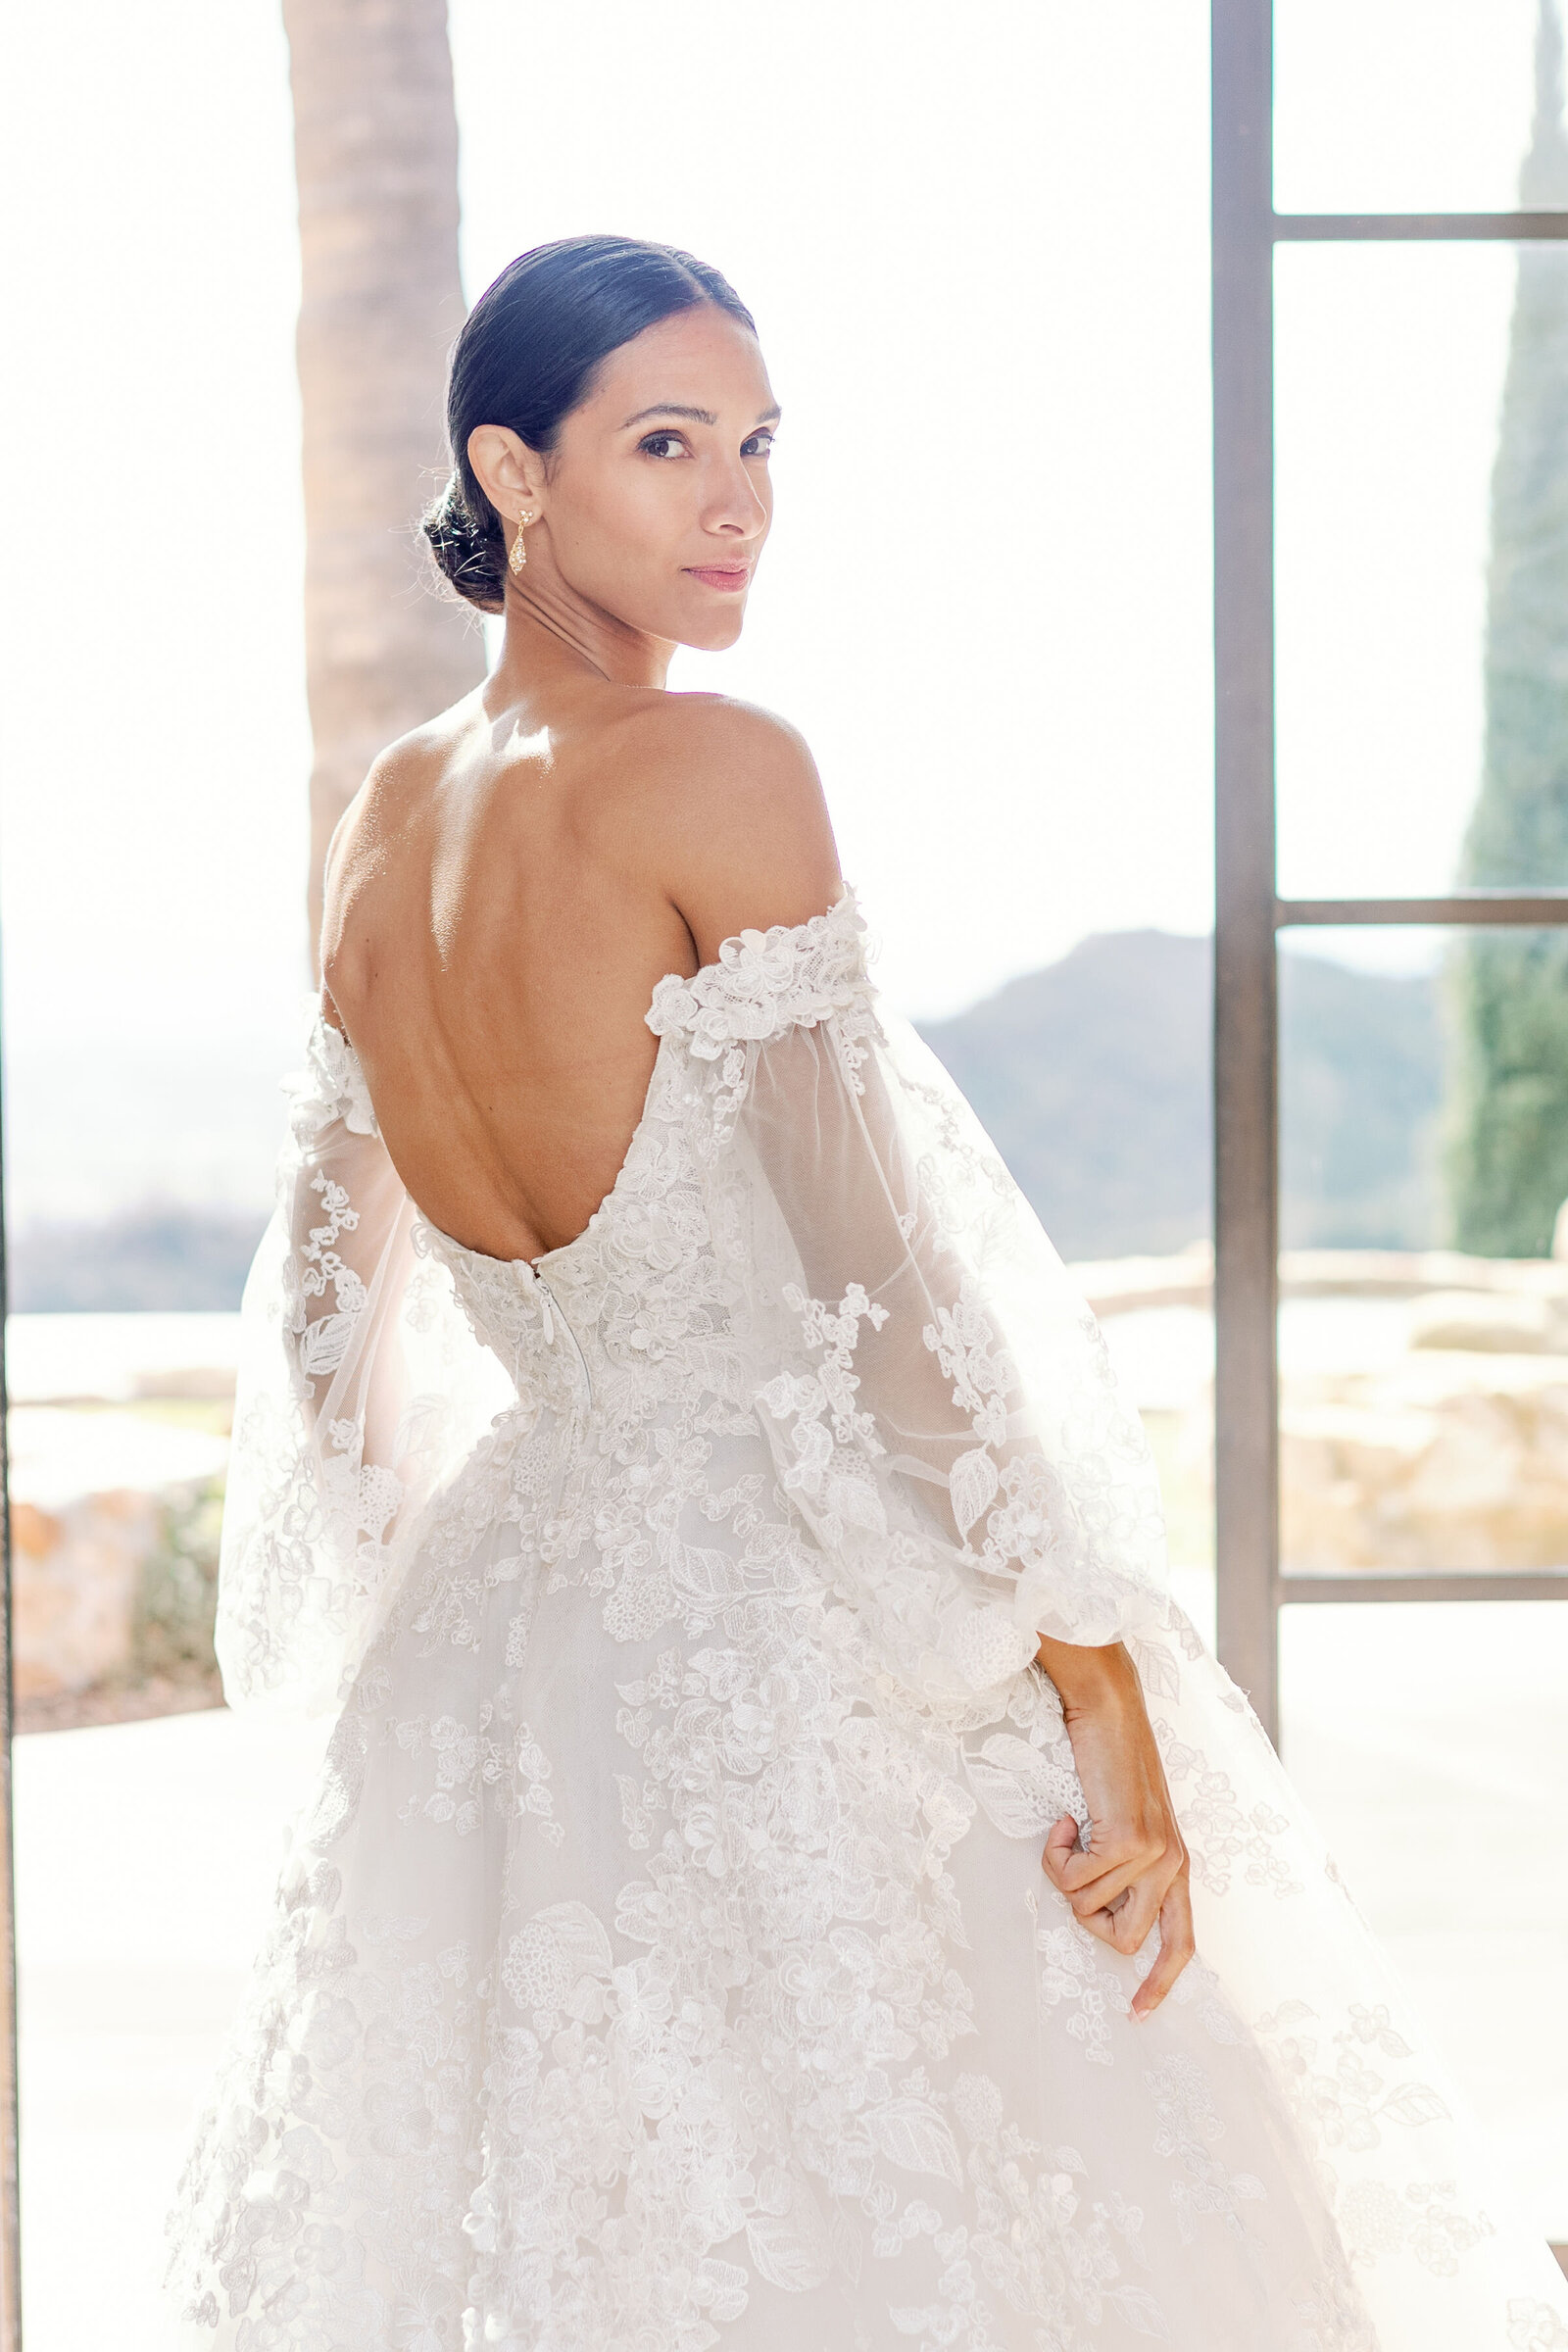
[167,889,1568,2352]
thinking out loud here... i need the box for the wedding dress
[167,888,1568,2352]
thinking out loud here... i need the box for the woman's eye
[637,427,774,459]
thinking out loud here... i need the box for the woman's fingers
[1061,1851,1153,1922]
[1043,1823,1181,1924]
[1042,1815,1135,1900]
[1130,1871,1197,2021]
[1046,1826,1162,1900]
[1049,1825,1138,1885]
[1073,1876,1158,1956]
[1042,1814,1081,1882]
[1056,1858,1140,1926]
[1044,1814,1189,1971]
[1106,1874,1165,1956]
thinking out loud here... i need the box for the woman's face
[472,304,778,653]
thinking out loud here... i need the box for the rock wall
[12,1491,164,1698]
[12,1475,224,1705]
[7,1398,230,1714]
[1282,1352,1568,1573]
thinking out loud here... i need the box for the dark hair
[422,234,758,612]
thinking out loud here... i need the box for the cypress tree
[1447,0,1568,1254]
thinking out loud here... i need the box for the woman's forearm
[1035,1633,1142,1713]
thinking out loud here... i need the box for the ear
[466,423,549,524]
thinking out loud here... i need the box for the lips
[683,564,751,593]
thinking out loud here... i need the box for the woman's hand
[1035,1637,1195,2022]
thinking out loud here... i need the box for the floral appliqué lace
[169,891,1567,2352]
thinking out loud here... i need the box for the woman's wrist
[1035,1635,1140,1713]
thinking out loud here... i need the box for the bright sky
[0,0,1550,1213]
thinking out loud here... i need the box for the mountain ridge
[918,928,1443,1261]
[10,930,1446,1306]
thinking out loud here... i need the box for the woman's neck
[492,569,673,698]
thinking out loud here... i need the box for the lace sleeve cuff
[292,1010,380,1140]
[646,889,875,1057]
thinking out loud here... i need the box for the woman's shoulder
[612,687,818,800]
[327,704,478,858]
[612,693,843,960]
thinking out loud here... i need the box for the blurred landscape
[11,1210,269,1315]
[923,929,1445,1260]
[5,1029,293,1306]
[11,928,1446,1313]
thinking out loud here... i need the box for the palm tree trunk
[283,0,484,950]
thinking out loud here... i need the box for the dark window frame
[1211,0,1568,1747]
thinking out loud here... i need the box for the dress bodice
[345,891,881,1421]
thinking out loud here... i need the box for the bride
[167,235,1568,2350]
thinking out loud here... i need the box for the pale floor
[16,1593,1568,2351]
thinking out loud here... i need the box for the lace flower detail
[646,888,874,1056]
[293,1009,379,1138]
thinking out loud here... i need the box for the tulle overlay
[168,891,1568,2350]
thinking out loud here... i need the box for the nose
[699,450,768,539]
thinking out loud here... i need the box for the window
[1212,0,1568,1737]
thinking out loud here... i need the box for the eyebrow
[620,402,783,430]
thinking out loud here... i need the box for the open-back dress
[166,888,1568,2350]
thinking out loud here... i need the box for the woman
[167,236,1568,2350]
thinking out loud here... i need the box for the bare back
[319,678,840,1265]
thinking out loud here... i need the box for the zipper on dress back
[528,1263,594,1408]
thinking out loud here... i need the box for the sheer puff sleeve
[214,1013,502,1718]
[648,888,1170,1710]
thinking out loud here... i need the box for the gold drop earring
[509,508,537,576]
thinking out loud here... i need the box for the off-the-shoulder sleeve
[652,890,1169,1705]
[214,1012,499,1717]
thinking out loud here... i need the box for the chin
[682,610,748,654]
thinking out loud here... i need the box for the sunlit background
[4,1,1568,2344]
[0,0,1551,1226]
